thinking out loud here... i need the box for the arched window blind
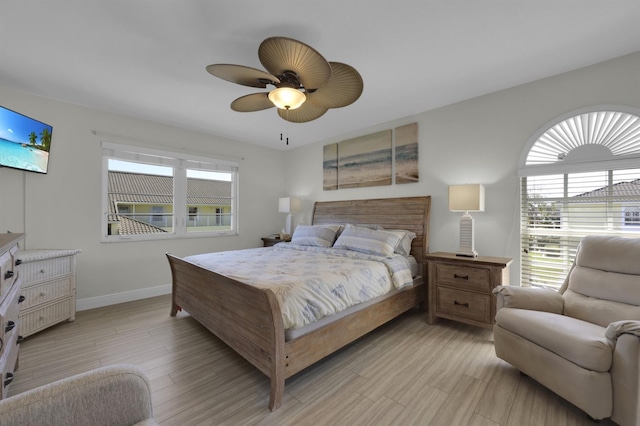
[519,108,640,289]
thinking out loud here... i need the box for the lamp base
[457,214,478,258]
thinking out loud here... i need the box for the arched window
[519,107,640,288]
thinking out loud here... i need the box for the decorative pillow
[385,229,417,256]
[290,224,341,247]
[355,223,384,230]
[333,225,401,256]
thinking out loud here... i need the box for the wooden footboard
[166,254,286,410]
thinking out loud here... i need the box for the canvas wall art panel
[323,143,338,191]
[395,122,419,184]
[338,130,392,189]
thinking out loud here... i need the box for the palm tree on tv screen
[28,131,37,146]
[39,128,51,152]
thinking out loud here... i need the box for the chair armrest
[605,320,640,346]
[493,285,564,313]
[0,364,156,426]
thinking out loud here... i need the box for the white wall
[0,87,287,308]
[284,52,640,284]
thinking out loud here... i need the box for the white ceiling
[2,1,640,150]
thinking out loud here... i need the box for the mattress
[184,244,415,330]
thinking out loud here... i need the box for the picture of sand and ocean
[395,122,419,184]
[337,130,392,189]
[322,123,418,190]
[0,106,52,173]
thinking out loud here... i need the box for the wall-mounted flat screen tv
[0,105,53,174]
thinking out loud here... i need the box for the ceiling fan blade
[306,62,364,109]
[206,64,279,88]
[259,37,331,90]
[277,101,328,123]
[230,93,275,112]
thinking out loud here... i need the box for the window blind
[520,168,640,288]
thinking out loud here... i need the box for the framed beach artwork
[337,130,392,189]
[395,122,419,184]
[323,143,338,190]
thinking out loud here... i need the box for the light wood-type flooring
[11,295,610,426]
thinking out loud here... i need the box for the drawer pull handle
[4,373,13,387]
[454,301,470,308]
[5,321,15,333]
[40,269,45,274]
[453,274,469,280]
[16,335,24,345]
[4,270,14,280]
[18,295,25,304]
[15,259,22,266]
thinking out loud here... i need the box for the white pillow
[333,225,401,256]
[291,224,341,247]
[385,229,417,256]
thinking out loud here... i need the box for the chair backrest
[560,235,640,327]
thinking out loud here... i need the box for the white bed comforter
[184,243,414,330]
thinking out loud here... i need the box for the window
[102,141,239,241]
[520,109,640,289]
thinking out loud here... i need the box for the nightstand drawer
[20,256,73,284]
[437,287,491,324]
[435,264,491,293]
[19,297,74,337]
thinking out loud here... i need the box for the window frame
[101,141,239,242]
[519,106,640,289]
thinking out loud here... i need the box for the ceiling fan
[206,37,363,123]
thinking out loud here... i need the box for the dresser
[17,249,81,338]
[426,252,512,329]
[0,233,24,400]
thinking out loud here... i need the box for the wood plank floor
[11,295,610,426]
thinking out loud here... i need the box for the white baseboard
[76,284,171,311]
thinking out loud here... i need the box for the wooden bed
[166,196,431,411]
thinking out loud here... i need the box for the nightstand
[261,237,290,247]
[426,252,512,329]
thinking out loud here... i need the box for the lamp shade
[268,87,306,110]
[449,184,485,212]
[278,197,302,213]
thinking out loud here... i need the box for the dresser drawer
[436,287,491,324]
[435,263,491,293]
[0,250,18,303]
[0,330,19,399]
[20,277,73,310]
[0,283,22,353]
[20,297,74,337]
[20,256,73,284]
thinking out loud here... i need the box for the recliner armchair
[0,364,157,426]
[493,235,640,426]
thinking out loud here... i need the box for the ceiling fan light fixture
[268,87,306,110]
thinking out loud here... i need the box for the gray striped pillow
[333,225,401,256]
[291,225,341,247]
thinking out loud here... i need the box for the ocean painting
[395,122,419,184]
[338,130,392,189]
[323,143,338,191]
[0,106,52,173]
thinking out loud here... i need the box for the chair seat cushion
[495,308,612,372]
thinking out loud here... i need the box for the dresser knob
[4,321,15,333]
[453,274,469,280]
[16,336,24,345]
[3,373,13,387]
[40,269,45,274]
[454,300,470,308]
[18,295,25,304]
[14,259,22,266]
[4,270,14,280]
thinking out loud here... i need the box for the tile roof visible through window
[107,171,232,234]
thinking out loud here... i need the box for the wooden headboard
[311,196,431,260]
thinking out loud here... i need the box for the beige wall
[0,86,287,307]
[2,52,638,306]
[283,52,640,283]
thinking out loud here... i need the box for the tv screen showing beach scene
[0,105,52,174]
